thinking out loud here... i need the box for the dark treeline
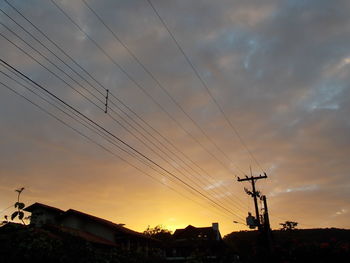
[0,223,164,263]
[224,228,350,263]
[1,222,350,263]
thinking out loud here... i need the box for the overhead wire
[0,15,247,214]
[0,205,13,215]
[49,0,242,180]
[0,0,274,227]
[1,0,250,214]
[3,0,105,97]
[0,29,104,112]
[81,0,246,178]
[0,58,247,221]
[0,63,201,208]
[0,66,149,170]
[145,0,265,174]
[45,0,250,210]
[2,0,198,174]
[80,0,253,210]
[0,64,208,193]
[0,75,246,223]
[0,15,105,107]
[1,68,246,223]
[0,64,242,222]
[80,0,250,209]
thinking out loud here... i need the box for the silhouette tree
[280,221,298,230]
[143,225,172,241]
[11,187,26,224]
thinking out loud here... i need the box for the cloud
[0,0,349,234]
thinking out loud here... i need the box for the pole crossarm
[237,172,267,229]
[237,172,267,182]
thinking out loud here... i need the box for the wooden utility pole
[261,194,273,254]
[238,172,273,257]
[237,173,267,229]
[261,195,270,230]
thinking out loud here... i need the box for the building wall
[60,215,115,242]
[26,206,162,257]
[29,208,60,227]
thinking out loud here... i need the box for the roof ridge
[24,202,64,213]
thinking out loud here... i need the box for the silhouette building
[24,202,160,254]
[166,223,224,261]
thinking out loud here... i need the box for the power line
[0,67,149,171]
[1,64,202,195]
[145,0,265,173]
[0,58,246,221]
[0,17,246,214]
[2,0,248,212]
[0,16,105,107]
[3,0,186,169]
[79,0,250,209]
[0,7,246,217]
[81,0,246,178]
[0,205,13,215]
[49,0,240,180]
[78,0,248,210]
[0,29,104,112]
[0,4,105,99]
[0,67,245,222]
[3,0,105,98]
[0,78,236,222]
[47,0,249,211]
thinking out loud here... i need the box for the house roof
[24,202,156,241]
[47,224,118,247]
[173,225,220,240]
[63,209,153,240]
[24,202,64,214]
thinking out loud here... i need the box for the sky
[0,0,350,236]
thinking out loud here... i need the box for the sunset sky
[1,0,349,236]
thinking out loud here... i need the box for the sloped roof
[47,224,118,247]
[24,203,156,241]
[64,209,144,237]
[24,202,64,214]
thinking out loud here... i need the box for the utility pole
[261,195,270,230]
[237,172,267,229]
[237,172,273,257]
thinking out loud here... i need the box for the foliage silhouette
[1,187,28,226]
[280,221,298,231]
[143,225,172,242]
[0,223,164,263]
[11,187,26,224]
[224,228,350,263]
